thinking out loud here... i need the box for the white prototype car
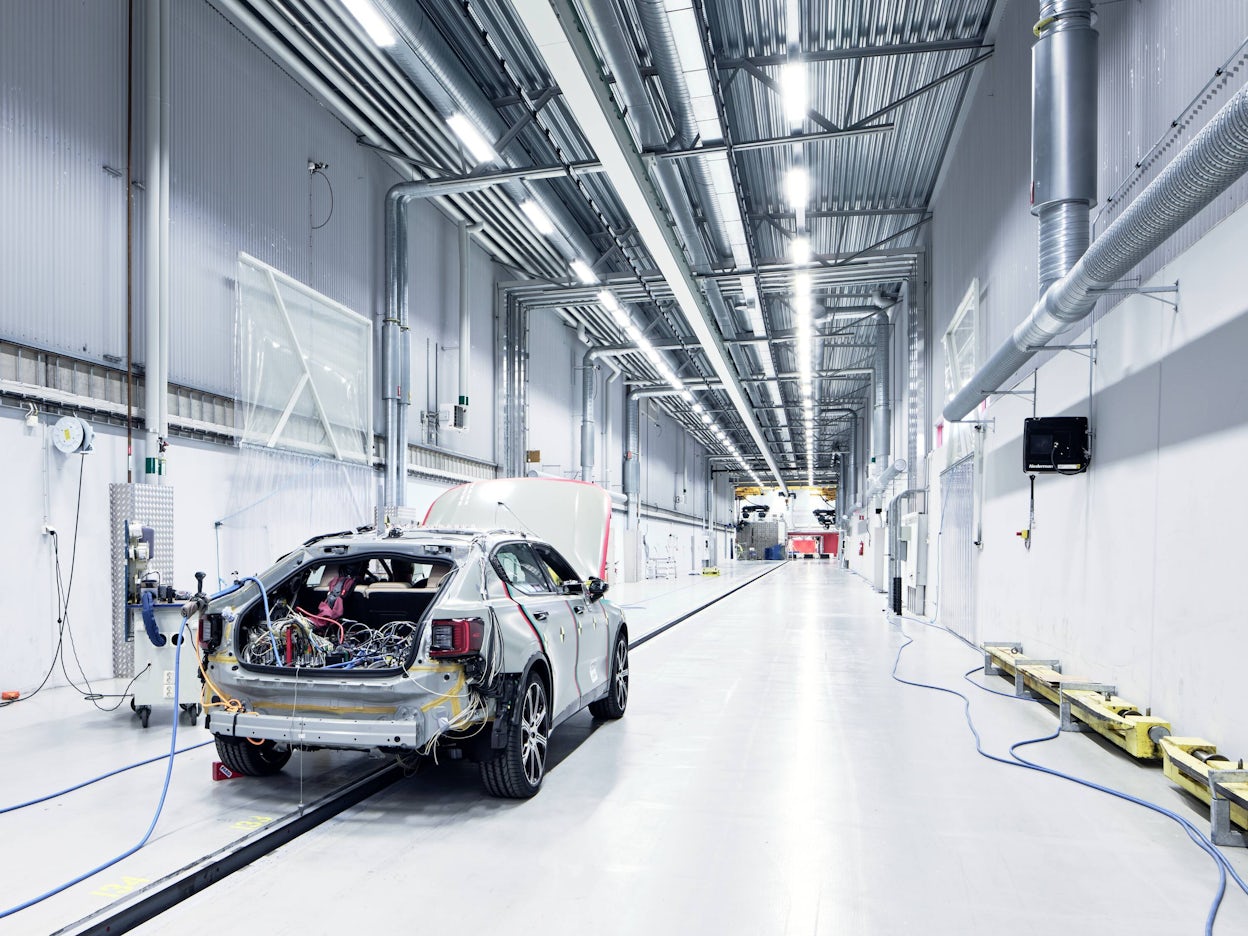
[195,478,628,798]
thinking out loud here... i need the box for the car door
[533,542,609,699]
[492,542,581,721]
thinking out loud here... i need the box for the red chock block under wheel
[212,761,245,781]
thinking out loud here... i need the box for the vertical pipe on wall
[143,0,161,481]
[125,0,135,482]
[158,0,171,454]
[580,347,598,482]
[458,221,482,413]
[382,190,406,507]
[872,310,891,469]
[624,391,640,528]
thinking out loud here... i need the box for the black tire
[214,735,292,776]
[480,671,550,799]
[589,631,629,720]
[137,706,151,729]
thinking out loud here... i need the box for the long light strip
[517,0,788,491]
[342,0,396,47]
[446,114,497,165]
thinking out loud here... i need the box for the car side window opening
[532,544,579,589]
[495,543,555,596]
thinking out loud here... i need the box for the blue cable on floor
[0,740,213,815]
[889,616,1246,935]
[0,622,185,920]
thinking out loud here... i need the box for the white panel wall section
[927,3,1248,754]
[173,0,390,397]
[0,1,129,366]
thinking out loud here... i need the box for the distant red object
[212,762,245,781]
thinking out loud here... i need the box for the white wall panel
[927,0,1248,753]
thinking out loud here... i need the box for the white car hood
[423,478,612,581]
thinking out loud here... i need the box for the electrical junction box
[437,403,469,432]
[1023,416,1090,473]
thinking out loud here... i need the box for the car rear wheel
[589,632,629,720]
[214,735,292,776]
[481,672,549,798]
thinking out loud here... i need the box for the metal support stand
[1058,683,1117,732]
[1090,280,1180,313]
[982,642,1022,676]
[1207,769,1248,847]
[1012,658,1061,698]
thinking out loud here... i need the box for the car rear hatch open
[423,478,612,582]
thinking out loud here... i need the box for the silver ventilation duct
[945,75,1248,423]
[1032,1,1097,298]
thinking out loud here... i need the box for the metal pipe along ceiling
[369,0,600,268]
[944,76,1248,423]
[512,0,787,491]
[579,0,756,473]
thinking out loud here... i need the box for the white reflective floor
[7,562,1248,934]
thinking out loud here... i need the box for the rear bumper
[211,710,425,750]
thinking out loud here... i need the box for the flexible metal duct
[1033,1,1097,297]
[863,459,907,505]
[945,77,1248,423]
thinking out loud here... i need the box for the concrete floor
[5,561,1248,934]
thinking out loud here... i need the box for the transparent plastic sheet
[235,253,372,463]
[212,446,375,588]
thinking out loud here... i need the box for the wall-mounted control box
[1023,416,1090,473]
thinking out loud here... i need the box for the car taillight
[199,613,223,650]
[429,618,485,658]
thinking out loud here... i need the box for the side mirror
[562,580,585,595]
[585,577,608,601]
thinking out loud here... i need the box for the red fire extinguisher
[858,541,864,556]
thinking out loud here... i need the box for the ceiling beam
[512,0,788,490]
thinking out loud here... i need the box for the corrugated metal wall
[0,0,129,366]
[929,0,1248,394]
[1,0,498,463]
[172,0,393,397]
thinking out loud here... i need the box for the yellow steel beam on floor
[1159,736,1248,837]
[1061,689,1171,760]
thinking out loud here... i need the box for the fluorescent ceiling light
[597,289,621,313]
[343,0,396,47]
[784,166,809,210]
[790,236,811,266]
[447,114,496,165]
[571,259,599,284]
[780,62,807,126]
[520,200,555,235]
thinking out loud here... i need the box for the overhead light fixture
[780,62,807,126]
[597,289,621,313]
[520,200,555,235]
[342,0,396,47]
[447,114,497,165]
[571,259,599,284]
[784,166,809,210]
[790,236,811,266]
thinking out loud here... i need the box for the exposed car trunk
[232,555,453,675]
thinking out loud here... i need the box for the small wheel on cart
[129,697,137,712]
[136,705,151,729]
[181,703,201,726]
